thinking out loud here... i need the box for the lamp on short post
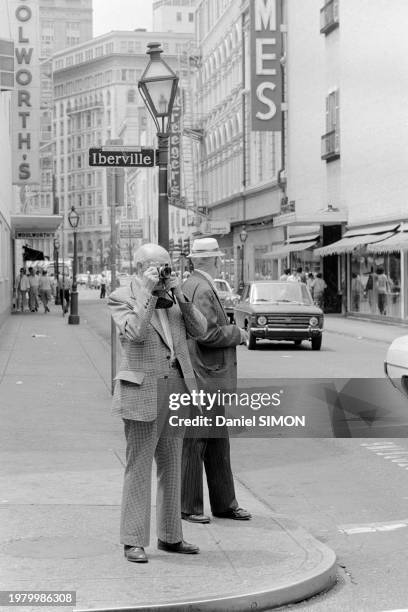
[67,206,80,325]
[53,237,60,305]
[239,225,248,292]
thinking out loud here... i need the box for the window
[85,49,93,61]
[177,12,182,21]
[322,89,340,161]
[189,12,194,22]
[127,89,136,103]
[320,0,339,35]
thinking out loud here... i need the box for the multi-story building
[52,30,194,273]
[25,0,92,261]
[0,4,14,324]
[266,0,408,320]
[193,0,283,289]
[153,0,197,33]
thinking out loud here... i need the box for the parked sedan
[234,281,324,350]
[385,335,408,397]
[214,278,240,323]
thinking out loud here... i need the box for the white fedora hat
[188,237,225,258]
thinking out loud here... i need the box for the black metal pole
[158,132,169,250]
[68,230,80,324]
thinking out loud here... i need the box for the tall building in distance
[24,0,93,232]
[153,0,197,33]
[52,30,193,274]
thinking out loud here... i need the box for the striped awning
[314,232,395,257]
[262,240,317,259]
[367,231,408,253]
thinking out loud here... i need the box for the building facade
[193,0,283,290]
[52,30,194,273]
[153,0,197,33]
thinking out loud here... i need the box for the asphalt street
[78,291,408,611]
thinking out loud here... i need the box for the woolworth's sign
[10,0,40,184]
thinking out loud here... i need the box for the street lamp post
[68,206,80,325]
[239,225,248,291]
[138,42,179,250]
[53,237,60,305]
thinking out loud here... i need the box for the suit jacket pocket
[114,370,145,385]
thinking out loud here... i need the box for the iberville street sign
[89,147,157,168]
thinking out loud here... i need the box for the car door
[234,284,250,327]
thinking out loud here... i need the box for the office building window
[189,12,194,22]
[177,12,182,21]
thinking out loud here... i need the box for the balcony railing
[321,129,340,161]
[320,0,339,35]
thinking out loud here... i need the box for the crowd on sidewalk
[13,266,73,316]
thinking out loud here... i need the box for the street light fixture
[138,42,179,250]
[53,236,60,305]
[67,205,80,325]
[239,225,248,291]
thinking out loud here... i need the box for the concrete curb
[74,523,337,612]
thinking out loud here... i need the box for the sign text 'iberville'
[88,148,156,168]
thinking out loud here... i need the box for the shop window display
[350,251,401,317]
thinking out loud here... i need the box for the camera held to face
[157,264,172,280]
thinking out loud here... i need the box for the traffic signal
[169,238,174,252]
[183,237,190,256]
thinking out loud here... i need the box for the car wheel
[293,340,302,346]
[311,336,322,351]
[247,331,257,350]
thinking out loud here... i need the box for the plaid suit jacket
[108,278,207,421]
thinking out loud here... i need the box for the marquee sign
[250,0,282,131]
[169,89,182,203]
[10,0,40,184]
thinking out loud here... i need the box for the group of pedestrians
[108,237,251,564]
[14,267,72,315]
[280,266,327,308]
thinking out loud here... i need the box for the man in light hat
[181,237,252,524]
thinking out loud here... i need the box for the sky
[93,0,153,37]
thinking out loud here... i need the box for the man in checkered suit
[108,243,207,563]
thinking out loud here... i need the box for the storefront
[315,222,406,320]
[262,233,321,277]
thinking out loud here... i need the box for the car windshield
[250,283,313,305]
[214,280,231,293]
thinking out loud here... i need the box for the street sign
[120,230,143,239]
[89,148,156,167]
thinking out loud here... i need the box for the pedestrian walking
[99,273,107,299]
[14,268,30,313]
[28,267,39,312]
[376,267,391,315]
[312,272,327,309]
[38,270,52,313]
[58,275,72,315]
[181,237,252,524]
[351,273,364,311]
[108,243,206,564]
[279,267,291,281]
[306,272,315,297]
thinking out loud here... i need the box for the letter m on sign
[255,0,277,31]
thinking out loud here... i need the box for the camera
[157,264,172,279]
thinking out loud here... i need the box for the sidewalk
[324,313,408,344]
[0,308,336,612]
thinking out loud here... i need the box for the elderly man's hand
[142,266,160,294]
[164,273,185,302]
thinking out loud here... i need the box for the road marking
[361,442,408,475]
[339,519,408,535]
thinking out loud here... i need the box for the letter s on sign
[256,82,277,121]
[19,163,30,180]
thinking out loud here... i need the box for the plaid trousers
[120,413,184,547]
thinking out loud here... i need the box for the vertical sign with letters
[169,88,182,204]
[10,0,40,184]
[250,0,282,131]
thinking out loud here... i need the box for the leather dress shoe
[124,545,148,563]
[182,512,211,524]
[157,539,199,554]
[213,507,252,520]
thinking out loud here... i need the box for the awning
[11,214,63,239]
[344,223,400,237]
[367,231,408,253]
[262,240,317,259]
[314,232,395,257]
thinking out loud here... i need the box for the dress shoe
[182,512,211,524]
[157,539,199,554]
[213,507,252,520]
[124,545,148,563]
